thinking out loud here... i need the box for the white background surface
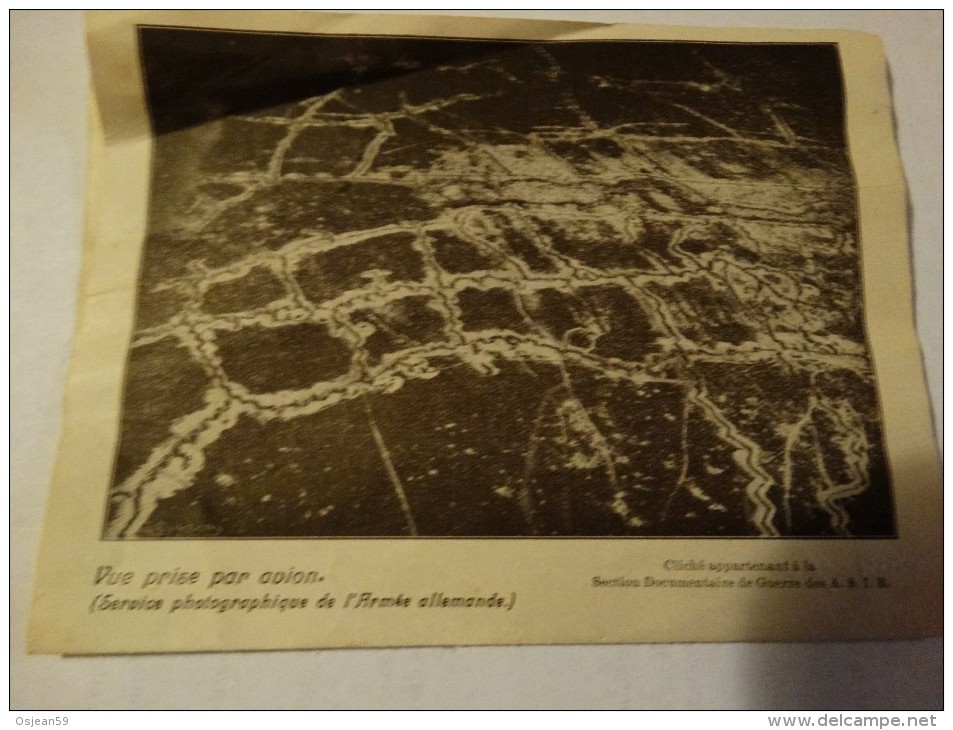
[10,10,942,710]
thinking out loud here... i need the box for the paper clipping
[29,10,941,653]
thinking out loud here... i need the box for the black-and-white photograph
[105,26,894,539]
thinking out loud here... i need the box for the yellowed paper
[29,10,941,654]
